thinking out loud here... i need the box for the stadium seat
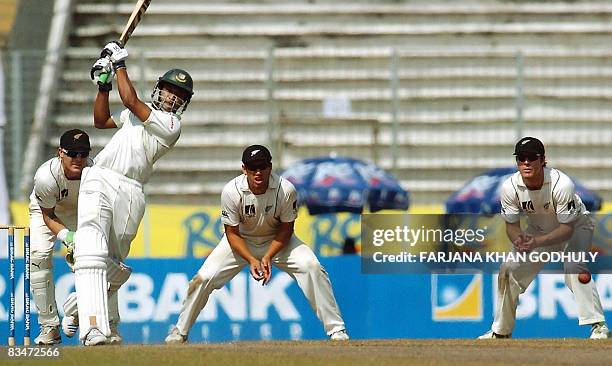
[27,0,612,205]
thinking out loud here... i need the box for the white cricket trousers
[492,215,606,335]
[73,166,145,340]
[175,234,346,336]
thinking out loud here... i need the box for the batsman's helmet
[151,68,194,115]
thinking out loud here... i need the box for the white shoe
[61,315,78,338]
[478,330,511,339]
[590,323,611,339]
[165,326,187,344]
[84,328,107,346]
[109,323,123,345]
[330,329,349,341]
[34,325,62,345]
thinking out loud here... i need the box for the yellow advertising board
[12,202,609,258]
[11,202,440,258]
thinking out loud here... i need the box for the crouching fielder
[28,129,92,345]
[166,145,348,343]
[479,137,610,339]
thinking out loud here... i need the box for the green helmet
[151,68,194,115]
[158,68,194,96]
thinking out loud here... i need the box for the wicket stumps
[1,225,30,346]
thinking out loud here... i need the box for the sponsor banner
[362,214,612,273]
[1,257,611,344]
[432,274,483,321]
[8,202,362,258]
[9,202,612,259]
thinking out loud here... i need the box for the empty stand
[33,1,612,205]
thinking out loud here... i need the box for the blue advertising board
[1,257,611,344]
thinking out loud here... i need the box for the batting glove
[101,41,128,70]
[90,57,114,91]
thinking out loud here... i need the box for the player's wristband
[98,82,112,92]
[113,60,126,71]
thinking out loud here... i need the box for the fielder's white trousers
[73,166,145,340]
[492,215,606,335]
[175,234,346,336]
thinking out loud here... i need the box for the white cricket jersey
[28,157,93,228]
[500,167,587,234]
[220,173,298,245]
[94,105,181,184]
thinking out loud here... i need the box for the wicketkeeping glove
[90,57,114,91]
[57,228,76,271]
[65,251,75,272]
[57,228,75,250]
[101,41,128,70]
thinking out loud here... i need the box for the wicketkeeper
[28,129,93,344]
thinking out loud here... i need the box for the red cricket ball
[578,271,591,284]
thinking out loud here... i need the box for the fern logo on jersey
[431,274,483,321]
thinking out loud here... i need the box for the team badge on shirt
[521,201,535,212]
[245,204,255,217]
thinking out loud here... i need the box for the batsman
[73,40,193,345]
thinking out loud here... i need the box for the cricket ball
[578,271,591,284]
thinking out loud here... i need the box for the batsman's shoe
[165,326,187,344]
[84,327,108,346]
[478,330,511,339]
[109,323,123,345]
[61,315,78,338]
[34,325,62,345]
[330,329,349,341]
[590,323,611,339]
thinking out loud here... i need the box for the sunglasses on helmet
[61,149,89,158]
